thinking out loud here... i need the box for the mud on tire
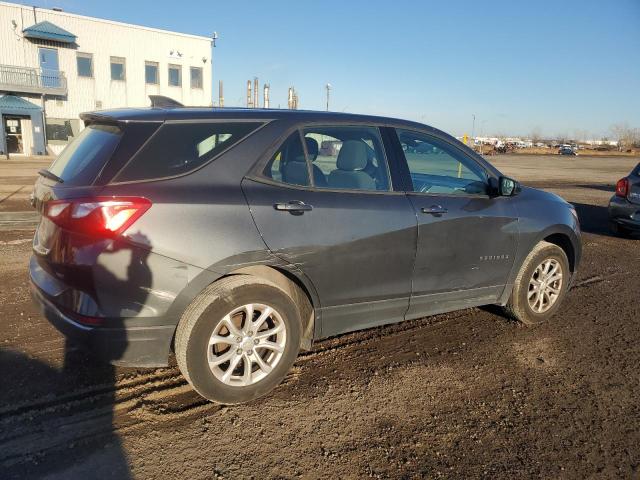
[504,240,571,325]
[175,275,302,404]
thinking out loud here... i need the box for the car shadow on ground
[0,349,131,479]
[575,184,614,193]
[570,201,637,238]
[1,233,155,478]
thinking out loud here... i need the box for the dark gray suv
[30,105,581,404]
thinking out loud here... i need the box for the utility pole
[472,114,476,142]
[325,83,331,111]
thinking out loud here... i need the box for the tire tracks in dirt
[0,265,630,472]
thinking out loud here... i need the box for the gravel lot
[0,155,638,479]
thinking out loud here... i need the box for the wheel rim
[207,303,287,387]
[528,258,563,314]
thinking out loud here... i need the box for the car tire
[175,275,302,404]
[504,241,571,325]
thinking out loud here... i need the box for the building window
[145,61,159,84]
[190,67,203,89]
[110,56,126,81]
[168,64,181,87]
[45,118,81,144]
[77,53,93,78]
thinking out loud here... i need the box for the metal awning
[0,95,42,111]
[22,21,76,44]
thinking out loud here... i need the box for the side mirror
[498,176,520,196]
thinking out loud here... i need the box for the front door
[243,125,417,338]
[393,128,519,319]
[4,117,23,154]
[38,47,60,88]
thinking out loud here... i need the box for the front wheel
[175,276,302,404]
[504,241,571,325]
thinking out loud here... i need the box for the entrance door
[4,117,23,154]
[38,47,60,88]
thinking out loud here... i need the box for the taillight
[44,197,151,237]
[615,178,629,198]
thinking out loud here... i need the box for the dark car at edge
[30,102,582,404]
[609,162,640,238]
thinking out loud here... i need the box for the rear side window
[114,122,261,182]
[263,132,310,186]
[48,124,122,186]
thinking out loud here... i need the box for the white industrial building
[0,1,213,156]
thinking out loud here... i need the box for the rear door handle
[274,200,313,213]
[421,205,448,215]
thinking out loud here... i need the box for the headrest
[305,137,318,161]
[288,136,306,163]
[336,140,368,171]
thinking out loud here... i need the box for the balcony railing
[0,64,67,96]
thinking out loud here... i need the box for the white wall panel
[0,1,213,122]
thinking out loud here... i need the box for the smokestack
[263,83,270,109]
[253,77,259,109]
[287,87,293,109]
[246,80,252,108]
[218,80,224,107]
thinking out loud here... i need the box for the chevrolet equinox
[30,101,582,404]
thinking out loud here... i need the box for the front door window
[396,129,488,195]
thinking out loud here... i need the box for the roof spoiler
[149,95,184,108]
[79,112,121,126]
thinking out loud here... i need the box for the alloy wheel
[528,258,563,314]
[207,303,287,386]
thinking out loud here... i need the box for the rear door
[242,125,417,338]
[391,128,519,319]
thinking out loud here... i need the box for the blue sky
[35,0,640,137]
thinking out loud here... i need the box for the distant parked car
[558,147,577,156]
[608,163,640,238]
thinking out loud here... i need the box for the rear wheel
[504,241,570,325]
[175,276,302,404]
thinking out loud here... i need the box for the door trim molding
[406,285,504,320]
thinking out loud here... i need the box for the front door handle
[421,205,448,215]
[274,200,313,214]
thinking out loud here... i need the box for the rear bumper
[30,280,174,367]
[608,196,640,231]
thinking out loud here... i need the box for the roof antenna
[149,95,183,108]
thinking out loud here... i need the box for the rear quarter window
[47,124,122,186]
[113,122,262,182]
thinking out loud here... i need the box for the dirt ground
[1,155,639,479]
[0,157,52,212]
